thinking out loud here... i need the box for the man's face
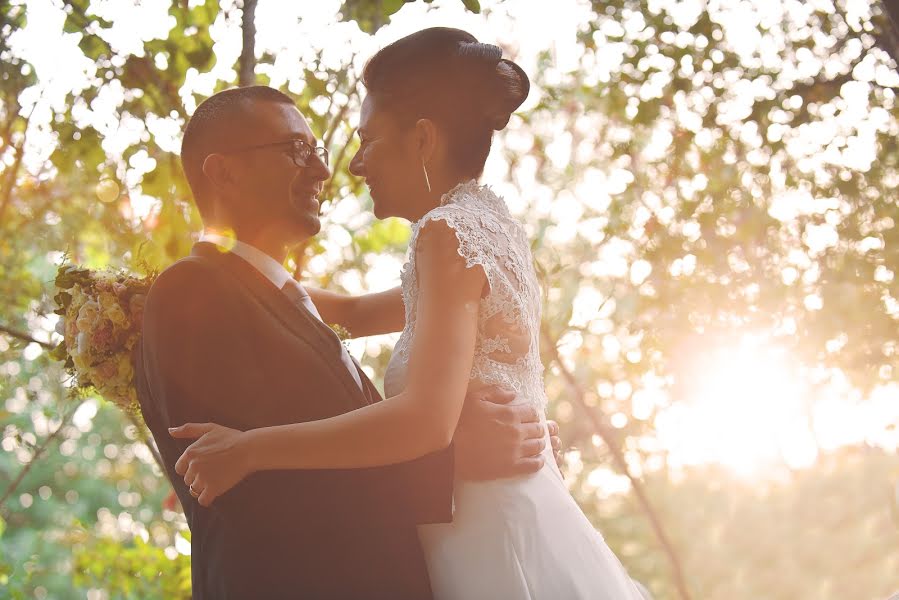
[222,101,330,240]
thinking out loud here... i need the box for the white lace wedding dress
[383,180,645,599]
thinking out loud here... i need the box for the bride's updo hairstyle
[361,27,529,178]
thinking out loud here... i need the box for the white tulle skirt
[418,426,646,600]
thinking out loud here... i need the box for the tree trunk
[879,0,899,67]
[238,0,258,87]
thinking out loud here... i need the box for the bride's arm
[172,221,483,506]
[306,286,404,336]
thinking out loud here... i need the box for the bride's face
[349,95,426,221]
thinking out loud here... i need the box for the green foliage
[340,0,480,33]
[354,217,412,254]
[72,530,192,599]
[527,1,899,436]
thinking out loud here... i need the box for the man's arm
[141,259,262,431]
[306,286,404,337]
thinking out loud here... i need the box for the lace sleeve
[418,204,498,291]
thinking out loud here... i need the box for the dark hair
[362,27,529,178]
[180,85,295,217]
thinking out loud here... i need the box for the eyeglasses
[222,139,329,167]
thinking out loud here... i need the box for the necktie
[281,279,364,391]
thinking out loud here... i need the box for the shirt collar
[199,231,293,290]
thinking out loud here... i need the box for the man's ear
[202,153,232,190]
[414,118,438,164]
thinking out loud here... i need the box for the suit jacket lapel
[351,356,380,406]
[190,242,369,407]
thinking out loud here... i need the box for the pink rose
[91,321,114,353]
[94,360,118,380]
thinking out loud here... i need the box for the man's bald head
[180,86,295,218]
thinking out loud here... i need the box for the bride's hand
[170,423,252,507]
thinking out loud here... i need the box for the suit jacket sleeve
[140,257,453,524]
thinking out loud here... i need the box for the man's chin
[286,201,321,233]
[298,215,321,236]
[285,211,320,239]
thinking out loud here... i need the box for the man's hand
[548,419,564,471]
[454,386,562,481]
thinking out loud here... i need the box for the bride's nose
[348,149,365,177]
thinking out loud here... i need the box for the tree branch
[0,401,77,513]
[320,130,357,205]
[238,0,258,87]
[322,71,360,150]
[0,323,53,349]
[0,97,20,154]
[541,323,693,600]
[124,411,165,475]
[0,98,37,227]
[872,0,899,69]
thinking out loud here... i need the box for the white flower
[76,331,89,356]
[103,300,128,327]
[75,300,100,333]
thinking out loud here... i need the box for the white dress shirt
[200,231,363,390]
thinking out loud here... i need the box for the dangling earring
[421,160,431,194]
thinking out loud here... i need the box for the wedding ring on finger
[189,484,201,498]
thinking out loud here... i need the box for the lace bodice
[383,180,548,410]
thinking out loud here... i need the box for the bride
[170,27,645,599]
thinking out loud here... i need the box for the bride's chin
[372,202,390,220]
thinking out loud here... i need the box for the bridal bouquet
[51,264,156,412]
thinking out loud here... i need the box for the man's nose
[308,154,331,181]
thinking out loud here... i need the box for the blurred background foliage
[1,0,898,598]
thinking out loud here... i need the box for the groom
[135,85,558,599]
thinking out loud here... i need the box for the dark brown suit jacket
[135,242,453,599]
